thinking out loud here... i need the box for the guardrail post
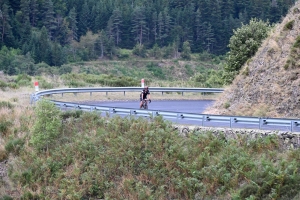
[109,108,116,114]
[62,93,64,97]
[130,110,137,116]
[90,92,92,97]
[182,92,183,96]
[162,92,164,96]
[153,111,159,118]
[124,91,125,96]
[259,118,267,130]
[230,117,237,128]
[259,118,262,129]
[291,121,298,132]
[202,115,206,126]
[106,92,108,96]
[177,114,184,121]
[73,93,77,97]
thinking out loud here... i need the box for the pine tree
[131,6,148,45]
[67,7,78,41]
[37,26,51,64]
[20,0,30,24]
[43,0,57,40]
[151,11,158,43]
[0,4,14,47]
[78,1,91,37]
[30,0,38,27]
[108,8,123,46]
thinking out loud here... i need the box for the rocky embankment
[206,1,300,118]
[175,125,300,150]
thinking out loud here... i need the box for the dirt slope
[206,1,300,118]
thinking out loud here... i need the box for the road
[90,100,214,113]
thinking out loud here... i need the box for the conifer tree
[67,7,78,41]
[131,6,148,45]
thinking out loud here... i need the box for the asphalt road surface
[90,100,214,113]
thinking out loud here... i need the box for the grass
[0,72,299,199]
[2,105,300,199]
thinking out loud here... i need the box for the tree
[0,4,14,47]
[42,0,57,40]
[131,6,148,45]
[30,99,62,152]
[181,40,191,60]
[107,8,123,46]
[19,0,30,24]
[33,26,51,64]
[67,7,78,41]
[223,18,271,84]
[30,0,38,27]
[78,1,91,37]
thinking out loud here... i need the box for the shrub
[132,44,147,57]
[0,80,8,91]
[146,62,165,79]
[284,20,294,30]
[5,138,24,155]
[0,101,14,109]
[30,100,62,151]
[0,120,13,137]
[224,18,271,84]
[60,110,83,120]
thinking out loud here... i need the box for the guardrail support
[130,110,137,115]
[177,113,184,119]
[90,92,92,97]
[153,111,159,117]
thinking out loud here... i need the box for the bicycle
[141,99,151,109]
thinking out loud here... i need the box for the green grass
[6,105,300,199]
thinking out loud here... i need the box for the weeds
[284,20,294,30]
[4,108,299,199]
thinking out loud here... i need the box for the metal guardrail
[30,87,224,103]
[30,87,300,132]
[52,100,300,132]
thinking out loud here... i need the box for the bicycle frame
[141,99,149,109]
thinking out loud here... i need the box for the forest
[0,0,296,75]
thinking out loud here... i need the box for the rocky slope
[206,1,300,118]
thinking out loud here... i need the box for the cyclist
[140,86,151,109]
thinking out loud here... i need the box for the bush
[0,101,14,109]
[30,100,62,152]
[132,44,147,57]
[284,20,294,30]
[146,63,165,79]
[224,18,271,84]
[5,138,24,155]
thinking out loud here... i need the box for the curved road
[91,100,214,113]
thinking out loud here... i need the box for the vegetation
[0,0,295,73]
[223,19,271,84]
[0,101,299,199]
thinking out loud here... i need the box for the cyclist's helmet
[145,86,149,90]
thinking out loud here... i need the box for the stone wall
[174,125,300,150]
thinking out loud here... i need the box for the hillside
[206,1,300,118]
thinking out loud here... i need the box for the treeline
[0,0,296,72]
